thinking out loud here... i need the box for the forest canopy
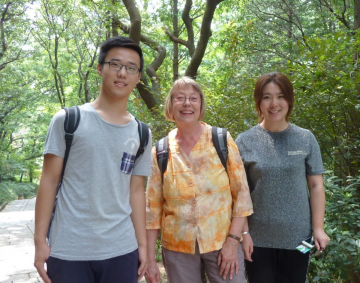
[0,0,359,281]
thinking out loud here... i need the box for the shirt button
[187,163,191,168]
[189,182,193,187]
[192,199,196,206]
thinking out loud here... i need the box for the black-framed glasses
[104,61,140,74]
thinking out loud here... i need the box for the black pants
[47,249,139,283]
[245,247,311,283]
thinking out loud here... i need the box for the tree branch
[116,18,163,112]
[0,3,11,56]
[24,154,43,161]
[182,0,195,56]
[165,25,188,46]
[318,0,351,29]
[185,0,224,78]
[122,0,141,44]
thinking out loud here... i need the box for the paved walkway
[0,198,166,283]
[0,198,42,283]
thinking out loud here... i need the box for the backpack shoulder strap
[135,118,149,162]
[155,136,169,179]
[60,106,81,183]
[48,106,80,240]
[212,126,228,172]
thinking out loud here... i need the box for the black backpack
[47,106,149,239]
[155,127,228,179]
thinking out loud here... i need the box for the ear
[137,72,141,84]
[97,64,102,76]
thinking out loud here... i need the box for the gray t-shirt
[43,103,152,260]
[235,124,324,249]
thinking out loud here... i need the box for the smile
[115,82,127,87]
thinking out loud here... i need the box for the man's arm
[307,174,330,251]
[130,175,147,282]
[34,154,63,283]
[145,229,161,283]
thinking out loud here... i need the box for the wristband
[227,233,241,242]
[242,231,250,235]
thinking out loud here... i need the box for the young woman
[235,72,330,283]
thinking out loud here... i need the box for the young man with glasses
[34,36,152,283]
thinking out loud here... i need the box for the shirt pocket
[120,152,136,174]
[163,173,195,200]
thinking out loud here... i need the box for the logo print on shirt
[288,150,307,155]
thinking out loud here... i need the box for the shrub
[308,174,360,282]
[0,181,38,204]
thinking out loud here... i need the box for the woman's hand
[313,228,330,252]
[144,259,161,283]
[241,233,253,262]
[218,237,239,280]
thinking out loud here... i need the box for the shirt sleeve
[146,146,165,229]
[226,132,254,217]
[43,109,66,157]
[133,130,153,176]
[305,131,325,176]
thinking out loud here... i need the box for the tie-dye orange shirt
[146,123,253,254]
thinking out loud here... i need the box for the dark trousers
[47,249,138,283]
[245,247,311,283]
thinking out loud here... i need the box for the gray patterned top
[235,124,324,249]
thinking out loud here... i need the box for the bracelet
[227,233,241,242]
[242,231,250,235]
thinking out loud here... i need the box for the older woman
[235,72,330,283]
[145,77,253,283]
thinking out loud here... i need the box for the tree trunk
[353,0,360,180]
[353,0,360,30]
[173,0,179,81]
[354,0,360,101]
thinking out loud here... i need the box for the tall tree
[116,0,224,112]
[0,0,30,71]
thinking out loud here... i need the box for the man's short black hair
[98,36,144,73]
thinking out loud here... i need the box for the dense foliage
[0,0,359,281]
[309,174,360,282]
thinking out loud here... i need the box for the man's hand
[137,244,148,282]
[34,241,51,283]
[217,237,239,280]
[144,259,161,283]
[241,233,253,262]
